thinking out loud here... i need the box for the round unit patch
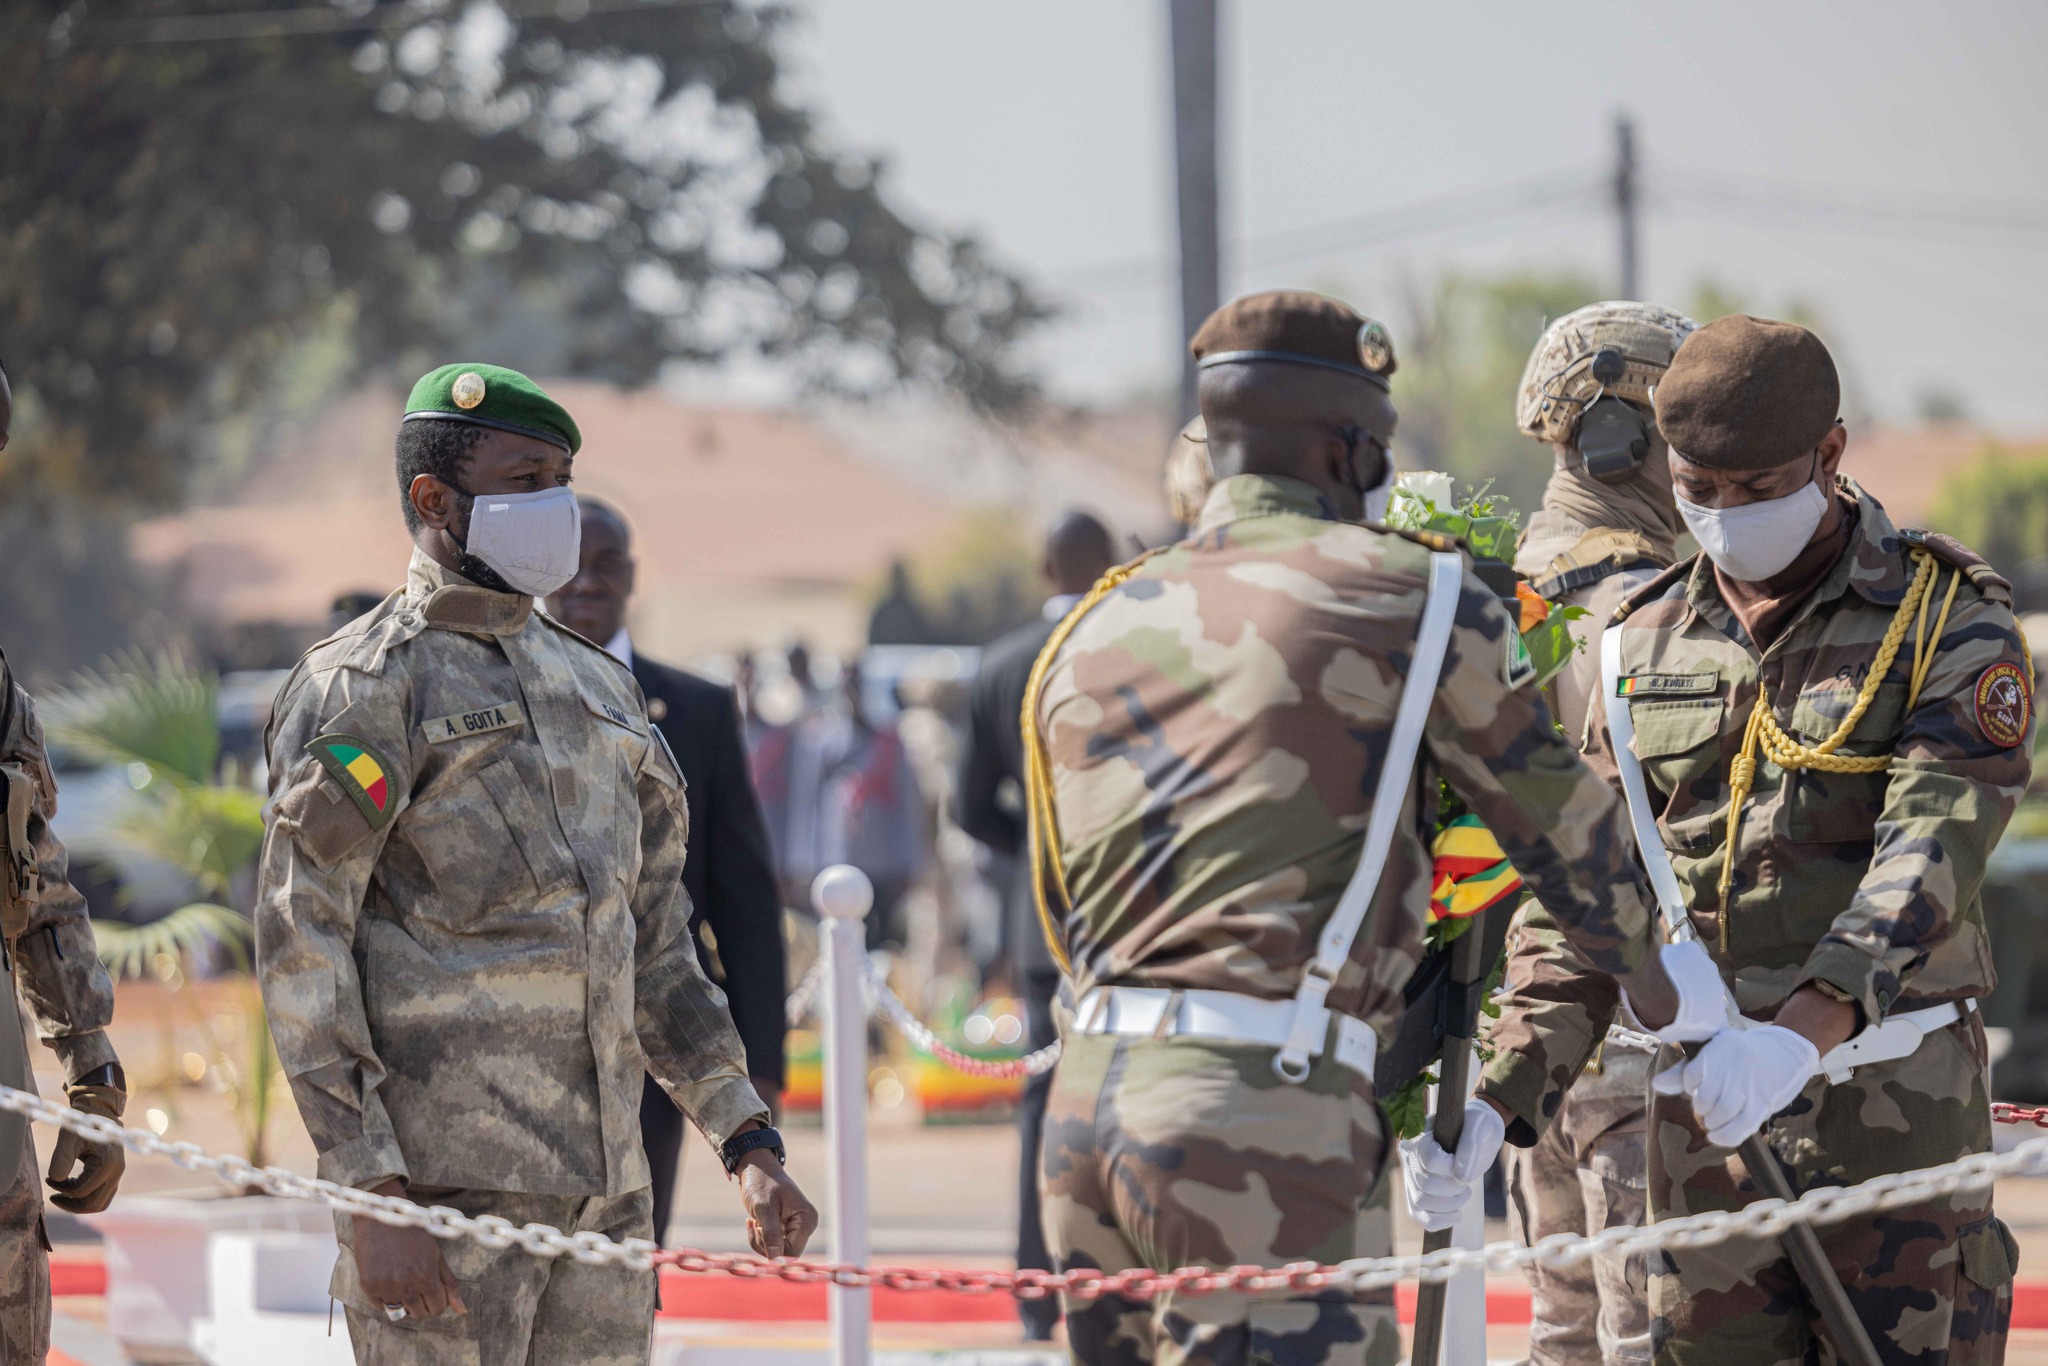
[1973,660,2030,748]
[450,371,488,410]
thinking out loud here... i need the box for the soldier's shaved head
[1198,362,1395,521]
[547,495,635,644]
[577,495,632,551]
[1044,511,1116,596]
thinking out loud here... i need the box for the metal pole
[813,865,874,1366]
[1614,112,1639,299]
[1169,0,1221,422]
[1737,1133,1883,1365]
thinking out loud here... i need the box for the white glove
[1399,1098,1506,1233]
[1651,1024,1820,1147]
[1628,940,1731,1044]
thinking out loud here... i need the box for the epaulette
[1529,529,1670,603]
[299,596,421,680]
[1608,554,1699,624]
[1369,523,1467,555]
[1898,528,2013,606]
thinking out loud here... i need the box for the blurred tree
[40,653,279,1163]
[877,508,1037,646]
[1917,388,1971,424]
[0,0,1048,515]
[1392,270,1602,513]
[1927,443,2048,606]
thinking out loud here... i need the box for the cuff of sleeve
[1796,941,1887,1031]
[48,1030,118,1085]
[316,1133,411,1192]
[1477,1050,1553,1150]
[687,1075,773,1147]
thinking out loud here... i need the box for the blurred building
[130,386,1167,666]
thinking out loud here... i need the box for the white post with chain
[813,865,875,1366]
[1442,1046,1487,1366]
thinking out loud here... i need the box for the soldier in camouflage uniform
[256,365,815,1365]
[1500,301,1699,1366]
[0,650,127,1362]
[1477,317,2027,1362]
[1028,293,1713,1366]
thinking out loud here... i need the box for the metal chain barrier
[785,956,826,1027]
[1993,1102,2048,1128]
[855,953,1061,1079]
[783,943,1061,1076]
[8,1076,2048,1296]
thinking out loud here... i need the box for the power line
[5,0,723,48]
[1658,166,2048,240]
[1046,168,1604,295]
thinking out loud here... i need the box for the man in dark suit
[549,497,787,1245]
[955,510,1116,1342]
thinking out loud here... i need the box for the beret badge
[1357,319,1396,375]
[450,371,488,410]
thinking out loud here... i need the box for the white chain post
[1441,1046,1486,1366]
[813,864,875,1366]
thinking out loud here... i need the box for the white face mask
[463,486,582,597]
[1674,475,1829,583]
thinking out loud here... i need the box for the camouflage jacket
[1481,478,2032,1138]
[0,653,118,1083]
[1495,511,1672,1066]
[1034,474,1658,1036]
[256,552,765,1197]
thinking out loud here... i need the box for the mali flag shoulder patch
[307,733,396,831]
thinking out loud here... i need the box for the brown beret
[1190,290,1395,391]
[1653,315,1839,471]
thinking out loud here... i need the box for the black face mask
[440,480,520,596]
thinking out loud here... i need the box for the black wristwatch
[719,1125,786,1176]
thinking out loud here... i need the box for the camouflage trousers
[334,1184,656,1365]
[1504,1035,1654,1366]
[1041,1031,1400,1366]
[1650,1015,2014,1365]
[0,1126,49,1364]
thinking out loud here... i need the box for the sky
[778,1,2048,428]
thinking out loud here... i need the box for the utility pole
[1614,112,1639,299]
[1169,0,1220,422]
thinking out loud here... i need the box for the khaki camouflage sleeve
[254,666,413,1191]
[7,691,117,1082]
[631,733,767,1148]
[1477,900,1620,1145]
[1423,568,1656,978]
[1797,590,2034,1024]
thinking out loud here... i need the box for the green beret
[1653,316,1838,471]
[403,363,581,455]
[1190,290,1396,391]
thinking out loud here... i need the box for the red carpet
[51,1256,2048,1329]
[50,1259,105,1297]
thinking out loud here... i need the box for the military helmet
[1515,301,1699,446]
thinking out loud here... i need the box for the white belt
[1818,998,1974,1085]
[1075,986,1380,1082]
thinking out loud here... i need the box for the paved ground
[45,981,2048,1361]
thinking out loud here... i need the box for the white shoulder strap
[1276,549,1464,1081]
[1598,624,1694,942]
